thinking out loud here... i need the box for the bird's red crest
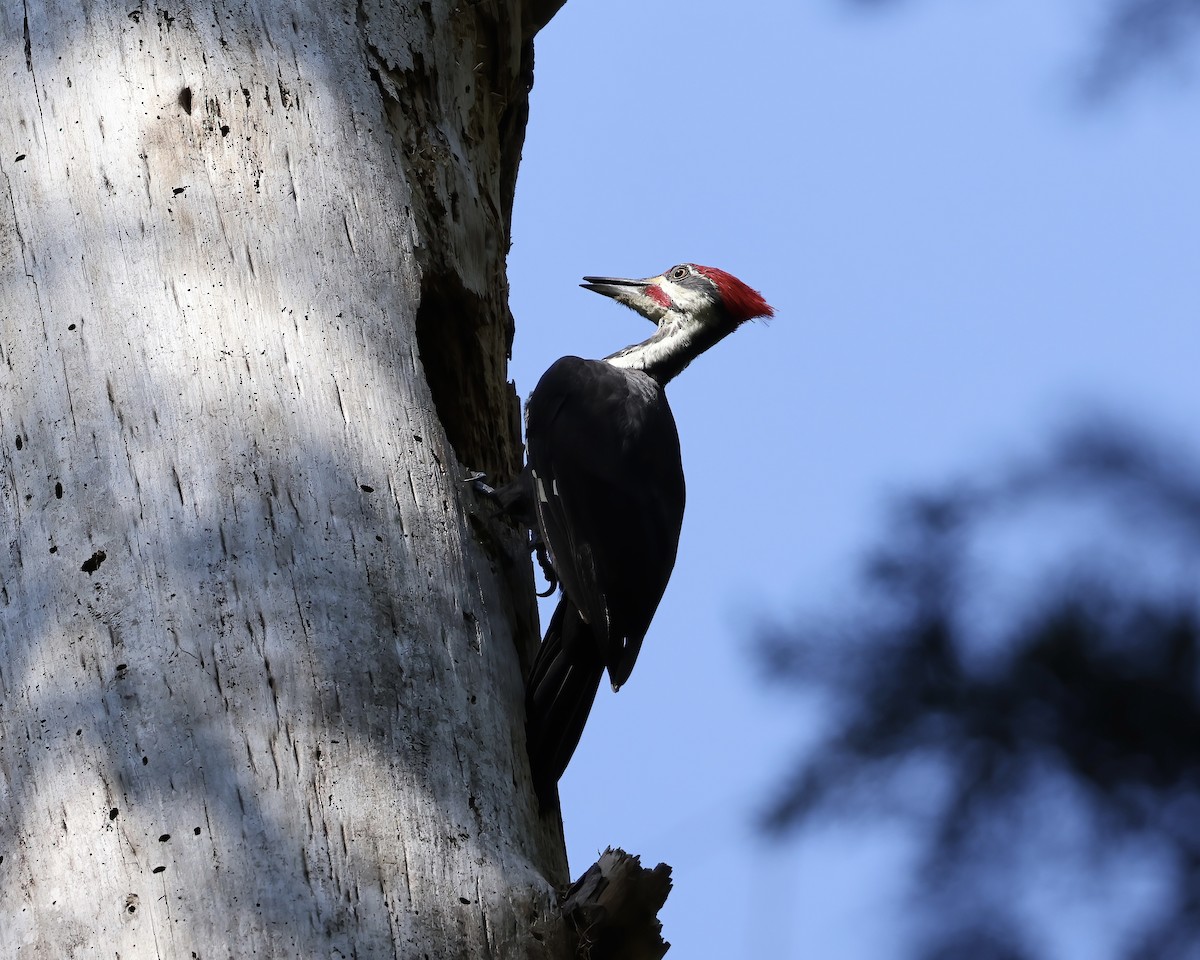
[693,265,774,323]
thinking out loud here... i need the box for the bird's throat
[604,318,723,385]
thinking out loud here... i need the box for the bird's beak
[580,275,654,297]
[580,274,668,322]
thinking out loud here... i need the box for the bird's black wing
[524,356,685,686]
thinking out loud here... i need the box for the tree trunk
[0,0,569,956]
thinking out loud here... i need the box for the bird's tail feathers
[525,600,604,810]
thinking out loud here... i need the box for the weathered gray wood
[561,847,673,959]
[0,0,569,956]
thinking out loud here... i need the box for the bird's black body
[494,262,772,808]
[523,358,685,802]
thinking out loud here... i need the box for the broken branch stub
[560,847,673,959]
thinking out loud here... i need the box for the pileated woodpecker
[496,263,773,806]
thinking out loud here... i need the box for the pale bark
[0,0,568,956]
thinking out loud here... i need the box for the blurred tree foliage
[847,0,1200,98]
[760,420,1200,959]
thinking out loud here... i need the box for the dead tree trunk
[0,0,574,956]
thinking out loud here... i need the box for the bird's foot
[466,469,558,596]
[463,470,499,501]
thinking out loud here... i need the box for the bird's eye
[670,266,689,281]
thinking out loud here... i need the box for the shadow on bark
[0,0,577,953]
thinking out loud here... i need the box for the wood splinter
[559,847,673,959]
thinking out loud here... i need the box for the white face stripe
[604,316,701,373]
[657,277,715,318]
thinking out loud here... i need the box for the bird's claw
[534,539,558,597]
[466,469,559,596]
[464,470,499,500]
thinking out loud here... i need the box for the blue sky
[506,1,1200,955]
